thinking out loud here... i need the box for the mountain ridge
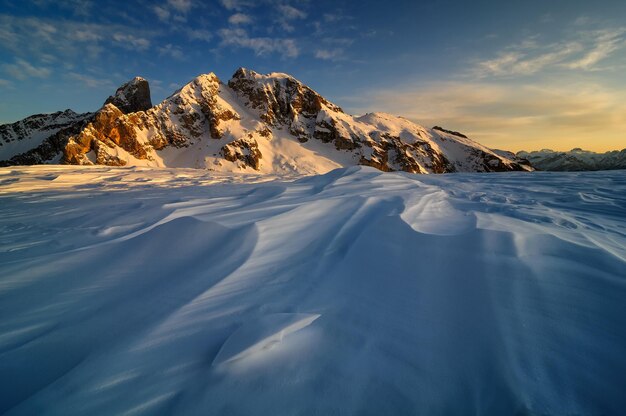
[517,148,626,171]
[0,68,533,174]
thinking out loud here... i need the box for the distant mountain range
[0,68,535,174]
[517,148,626,171]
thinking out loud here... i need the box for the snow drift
[0,165,625,415]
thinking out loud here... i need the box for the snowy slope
[518,148,626,171]
[1,69,532,174]
[1,166,625,415]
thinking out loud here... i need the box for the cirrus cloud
[2,58,51,80]
[475,27,626,77]
[228,13,252,25]
[218,27,299,58]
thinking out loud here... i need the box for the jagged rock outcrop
[1,68,533,174]
[432,126,468,138]
[228,68,361,152]
[104,77,153,114]
[359,132,451,174]
[63,104,148,166]
[221,136,262,170]
[228,68,341,124]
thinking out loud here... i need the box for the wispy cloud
[218,27,298,58]
[72,29,103,42]
[153,5,170,22]
[2,58,51,80]
[0,14,156,60]
[187,28,212,42]
[313,37,353,61]
[152,0,194,23]
[276,4,307,32]
[167,0,193,14]
[277,4,306,20]
[315,48,344,61]
[112,33,151,51]
[219,0,253,11]
[566,29,626,70]
[475,27,626,77]
[67,72,116,88]
[158,43,184,60]
[228,13,252,25]
[478,44,583,76]
[311,11,354,37]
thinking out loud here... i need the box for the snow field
[0,166,625,415]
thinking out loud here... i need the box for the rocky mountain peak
[104,76,152,114]
[161,72,239,140]
[231,67,258,80]
[95,103,124,122]
[228,68,343,127]
[176,73,221,97]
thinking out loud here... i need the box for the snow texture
[0,165,625,415]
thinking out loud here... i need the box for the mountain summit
[103,76,152,114]
[0,68,532,174]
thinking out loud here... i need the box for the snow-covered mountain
[518,148,626,171]
[1,68,532,174]
[0,109,92,165]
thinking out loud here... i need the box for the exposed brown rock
[228,68,342,127]
[63,104,150,165]
[221,137,262,170]
[257,126,272,138]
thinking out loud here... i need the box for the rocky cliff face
[104,77,152,114]
[228,68,343,142]
[63,104,145,166]
[0,68,533,174]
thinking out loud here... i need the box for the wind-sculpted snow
[1,166,625,415]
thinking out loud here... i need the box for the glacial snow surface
[0,166,625,415]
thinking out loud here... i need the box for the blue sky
[1,0,625,151]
